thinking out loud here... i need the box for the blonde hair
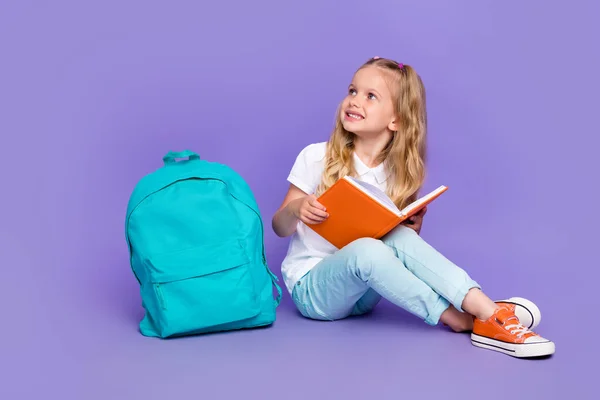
[315,57,428,210]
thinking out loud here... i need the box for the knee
[343,238,394,277]
[345,237,389,257]
[382,224,419,245]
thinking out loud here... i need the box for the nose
[349,97,361,108]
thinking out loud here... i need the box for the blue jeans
[291,225,480,325]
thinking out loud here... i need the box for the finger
[302,214,324,224]
[307,213,327,223]
[309,197,326,211]
[302,210,326,223]
[308,206,329,218]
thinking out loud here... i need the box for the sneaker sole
[471,333,555,358]
[497,297,541,330]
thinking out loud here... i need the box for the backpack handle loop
[163,150,200,165]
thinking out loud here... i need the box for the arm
[402,206,427,235]
[272,184,328,237]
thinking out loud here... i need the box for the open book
[306,176,448,249]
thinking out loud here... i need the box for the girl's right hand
[293,195,329,225]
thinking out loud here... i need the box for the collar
[353,152,389,183]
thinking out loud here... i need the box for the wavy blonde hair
[315,57,428,210]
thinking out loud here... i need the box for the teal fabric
[125,150,282,338]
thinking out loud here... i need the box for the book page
[401,185,448,216]
[343,176,401,215]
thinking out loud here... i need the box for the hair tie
[373,56,380,59]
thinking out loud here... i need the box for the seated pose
[272,56,555,358]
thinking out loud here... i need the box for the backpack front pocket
[143,239,261,337]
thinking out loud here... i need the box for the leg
[381,225,496,320]
[381,226,554,357]
[350,288,382,317]
[291,237,450,325]
[439,305,474,332]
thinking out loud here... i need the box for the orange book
[307,176,448,249]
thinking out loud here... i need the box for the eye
[348,88,357,96]
[368,92,377,100]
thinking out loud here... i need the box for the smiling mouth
[345,112,364,120]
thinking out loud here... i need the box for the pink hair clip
[373,56,380,59]
[398,63,404,69]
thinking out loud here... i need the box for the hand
[402,206,427,234]
[292,195,329,225]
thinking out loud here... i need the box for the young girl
[272,56,555,358]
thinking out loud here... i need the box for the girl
[272,56,555,358]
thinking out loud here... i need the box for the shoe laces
[498,315,535,338]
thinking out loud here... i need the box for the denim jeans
[291,225,480,325]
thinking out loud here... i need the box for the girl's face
[340,66,398,138]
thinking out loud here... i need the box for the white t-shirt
[280,142,391,295]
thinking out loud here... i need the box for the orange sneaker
[442,297,541,331]
[471,307,555,358]
[495,297,541,330]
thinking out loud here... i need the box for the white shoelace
[504,319,531,338]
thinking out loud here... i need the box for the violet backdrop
[1,0,598,399]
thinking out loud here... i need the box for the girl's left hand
[403,206,427,235]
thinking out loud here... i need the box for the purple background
[1,1,598,398]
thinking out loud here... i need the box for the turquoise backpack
[125,150,282,338]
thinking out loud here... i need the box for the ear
[388,116,398,132]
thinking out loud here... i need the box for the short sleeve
[287,142,326,195]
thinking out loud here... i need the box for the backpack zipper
[126,174,281,305]
[154,284,166,309]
